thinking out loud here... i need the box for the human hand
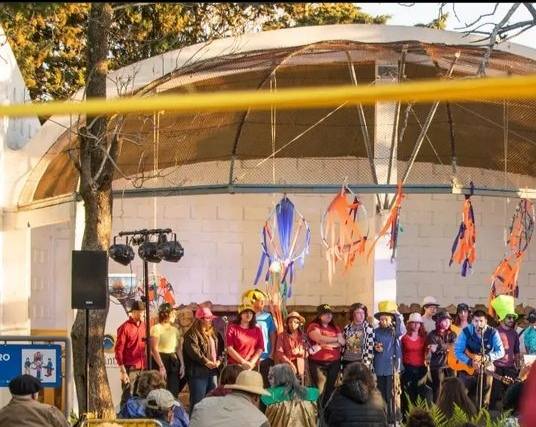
[429,344,438,353]
[179,365,185,379]
[374,342,384,353]
[337,335,345,346]
[120,371,130,385]
[206,361,218,369]
[159,366,167,380]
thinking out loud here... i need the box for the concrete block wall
[110,193,375,309]
[397,189,536,308]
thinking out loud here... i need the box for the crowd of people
[4,291,536,426]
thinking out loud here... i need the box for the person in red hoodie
[115,300,147,407]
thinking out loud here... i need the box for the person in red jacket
[115,300,147,407]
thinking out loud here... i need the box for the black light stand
[113,228,181,371]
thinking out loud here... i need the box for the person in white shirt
[421,296,440,334]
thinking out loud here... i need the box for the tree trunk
[70,3,116,418]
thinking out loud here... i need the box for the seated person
[206,364,245,397]
[119,370,166,418]
[146,389,189,427]
[261,363,318,427]
[324,361,387,427]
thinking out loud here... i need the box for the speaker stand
[85,309,90,415]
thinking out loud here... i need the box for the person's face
[503,315,516,328]
[379,315,392,328]
[169,310,177,323]
[459,309,469,321]
[425,305,438,316]
[241,310,254,324]
[177,310,194,328]
[320,313,333,325]
[409,322,421,332]
[253,298,265,313]
[353,308,366,324]
[288,317,300,332]
[439,318,451,330]
[201,318,212,328]
[473,315,487,330]
[130,309,143,322]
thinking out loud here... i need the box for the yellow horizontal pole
[2,74,536,118]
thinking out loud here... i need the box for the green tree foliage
[0,2,389,101]
[416,11,449,30]
[263,3,390,30]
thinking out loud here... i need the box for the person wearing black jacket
[183,306,224,413]
[324,362,387,427]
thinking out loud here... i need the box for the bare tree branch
[454,3,500,30]
[477,3,521,76]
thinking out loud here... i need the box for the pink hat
[195,306,216,320]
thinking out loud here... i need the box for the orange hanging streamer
[322,188,368,284]
[367,182,405,261]
[487,252,523,317]
[449,195,477,277]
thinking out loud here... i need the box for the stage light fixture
[108,237,135,266]
[156,233,184,262]
[138,235,162,263]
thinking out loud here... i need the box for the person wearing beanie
[490,296,520,411]
[0,374,69,427]
[116,300,147,407]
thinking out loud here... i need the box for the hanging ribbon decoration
[488,199,535,316]
[253,195,310,331]
[321,184,369,285]
[449,182,477,277]
[367,181,405,262]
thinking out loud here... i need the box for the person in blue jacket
[454,309,505,409]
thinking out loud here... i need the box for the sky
[358,3,536,49]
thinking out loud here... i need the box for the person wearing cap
[520,310,536,355]
[490,295,521,411]
[425,310,457,402]
[226,304,265,370]
[274,311,307,382]
[306,304,344,409]
[341,303,375,372]
[145,388,189,427]
[115,300,147,407]
[0,374,69,427]
[247,289,277,389]
[401,312,429,415]
[454,308,504,408]
[151,302,186,398]
[373,300,406,425]
[421,296,440,334]
[183,306,224,412]
[190,370,270,427]
[451,303,472,337]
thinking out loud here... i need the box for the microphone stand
[222,316,229,368]
[477,326,486,411]
[391,319,398,426]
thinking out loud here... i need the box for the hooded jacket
[324,381,388,427]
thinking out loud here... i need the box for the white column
[373,62,399,313]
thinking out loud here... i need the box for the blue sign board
[0,344,62,388]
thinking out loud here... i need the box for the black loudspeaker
[71,250,109,310]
